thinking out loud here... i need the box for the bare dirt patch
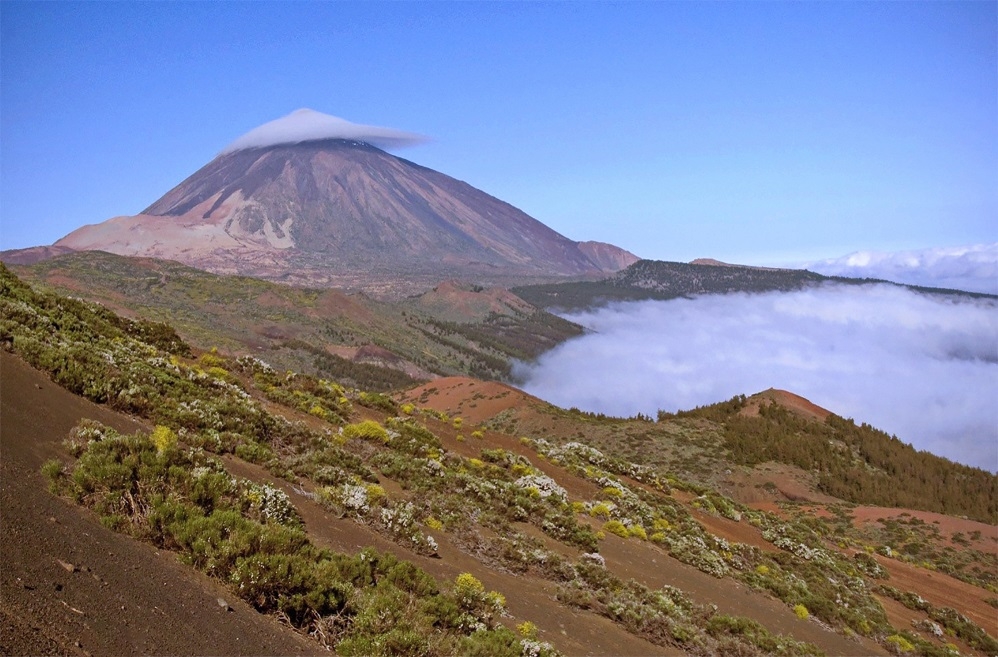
[873,594,982,657]
[740,388,831,422]
[401,376,536,426]
[851,506,997,552]
[314,288,378,322]
[689,508,777,552]
[873,554,997,633]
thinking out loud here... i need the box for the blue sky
[2,2,995,265]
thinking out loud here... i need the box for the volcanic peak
[50,111,638,294]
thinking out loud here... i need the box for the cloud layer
[221,109,429,153]
[515,284,998,471]
[807,243,998,295]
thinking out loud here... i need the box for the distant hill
[0,245,76,265]
[667,393,998,525]
[514,259,996,311]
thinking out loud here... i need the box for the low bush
[558,559,822,656]
[342,420,389,443]
[885,634,914,654]
[603,520,630,538]
[44,420,536,656]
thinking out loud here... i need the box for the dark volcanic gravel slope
[0,351,324,657]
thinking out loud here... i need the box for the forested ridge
[514,259,995,311]
[673,397,997,524]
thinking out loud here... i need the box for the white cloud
[515,284,998,471]
[221,109,429,153]
[806,243,998,295]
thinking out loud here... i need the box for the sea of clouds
[515,283,998,471]
[807,243,997,295]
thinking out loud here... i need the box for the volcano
[53,110,637,293]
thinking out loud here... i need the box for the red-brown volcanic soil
[740,389,831,422]
[689,507,777,553]
[0,351,324,656]
[851,506,997,552]
[401,376,535,426]
[872,554,997,633]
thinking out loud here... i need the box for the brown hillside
[403,377,540,425]
[0,245,77,266]
[3,348,896,656]
[411,281,536,322]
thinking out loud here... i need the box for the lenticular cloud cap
[221,109,429,153]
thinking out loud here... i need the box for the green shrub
[517,621,539,640]
[41,459,64,491]
[384,417,442,455]
[385,560,438,597]
[454,572,485,601]
[342,420,389,443]
[357,391,397,413]
[234,440,274,464]
[459,626,521,657]
[603,520,629,538]
[199,348,225,368]
[885,634,914,654]
[150,425,177,455]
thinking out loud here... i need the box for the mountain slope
[0,351,327,657]
[3,265,995,656]
[9,250,583,386]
